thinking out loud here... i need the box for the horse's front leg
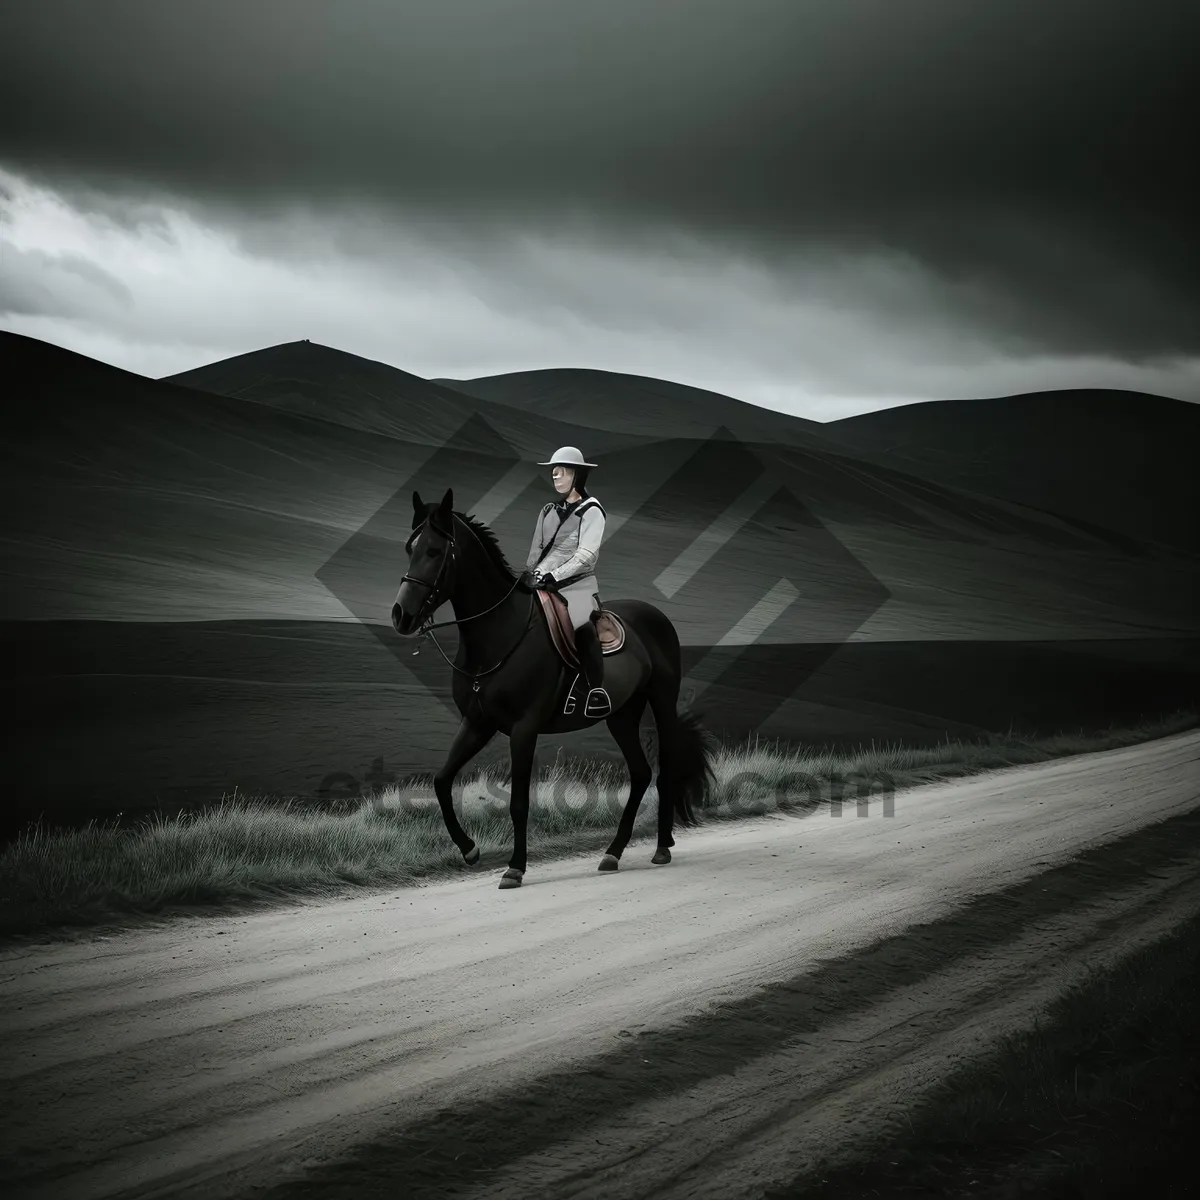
[435,714,497,865]
[499,720,539,890]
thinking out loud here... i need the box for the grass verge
[2,708,1196,945]
[770,907,1200,1199]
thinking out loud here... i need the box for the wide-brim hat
[537,445,596,468]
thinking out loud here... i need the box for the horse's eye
[428,546,442,557]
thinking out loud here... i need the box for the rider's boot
[575,620,612,718]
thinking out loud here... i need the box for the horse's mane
[455,510,518,579]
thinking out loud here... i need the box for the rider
[522,447,611,718]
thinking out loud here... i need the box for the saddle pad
[535,591,626,670]
[594,611,624,652]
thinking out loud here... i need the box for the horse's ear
[412,490,423,515]
[439,488,453,515]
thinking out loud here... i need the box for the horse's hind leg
[598,695,650,872]
[435,715,497,865]
[647,674,681,861]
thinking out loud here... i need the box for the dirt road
[3,730,1199,1199]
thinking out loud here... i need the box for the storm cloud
[1,0,1197,410]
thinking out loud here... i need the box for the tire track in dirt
[459,857,1200,1199]
[253,803,1200,1200]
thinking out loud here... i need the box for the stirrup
[563,673,581,715]
[584,687,612,718]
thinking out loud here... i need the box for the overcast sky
[1,0,1196,419]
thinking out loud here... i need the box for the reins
[405,512,536,692]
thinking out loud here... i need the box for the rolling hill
[434,366,842,450]
[818,389,1200,555]
[3,331,1187,637]
[166,341,658,455]
[437,370,1199,556]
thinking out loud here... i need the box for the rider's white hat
[537,446,596,468]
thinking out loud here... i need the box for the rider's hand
[537,573,559,591]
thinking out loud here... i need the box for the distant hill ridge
[175,340,1197,552]
[3,329,196,429]
[172,339,459,403]
[819,388,1199,554]
[164,340,694,454]
[434,365,838,449]
[439,359,1196,554]
[2,330,1196,643]
[6,329,1194,560]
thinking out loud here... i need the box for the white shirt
[527,497,606,586]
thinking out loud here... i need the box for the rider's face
[551,466,574,494]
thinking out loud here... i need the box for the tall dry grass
[2,709,1195,942]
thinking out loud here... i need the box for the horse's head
[392,488,458,636]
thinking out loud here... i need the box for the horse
[391,487,716,890]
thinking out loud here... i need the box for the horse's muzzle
[392,602,414,636]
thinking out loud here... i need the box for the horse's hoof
[651,848,672,865]
[598,854,620,872]
[463,845,480,867]
[498,868,524,890]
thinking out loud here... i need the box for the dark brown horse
[391,488,716,889]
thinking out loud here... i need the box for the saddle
[535,591,625,672]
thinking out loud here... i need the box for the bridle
[401,512,536,692]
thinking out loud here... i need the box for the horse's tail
[612,597,717,831]
[661,706,718,828]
